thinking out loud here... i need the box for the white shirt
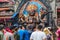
[30,30,46,40]
[3,32,14,40]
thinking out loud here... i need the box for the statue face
[26,4,38,16]
[26,4,37,12]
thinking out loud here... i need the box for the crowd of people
[0,15,60,40]
[0,22,56,40]
[0,0,59,39]
[0,7,59,40]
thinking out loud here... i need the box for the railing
[0,12,14,16]
[0,4,14,8]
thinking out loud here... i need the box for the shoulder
[5,32,13,36]
[18,30,23,32]
[31,31,37,35]
[39,31,46,35]
[41,32,46,34]
[0,31,3,35]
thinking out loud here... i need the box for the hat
[44,28,52,34]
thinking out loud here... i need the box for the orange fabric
[0,8,10,11]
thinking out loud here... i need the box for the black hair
[10,26,16,30]
[19,25,22,29]
[0,25,4,30]
[37,25,43,30]
[33,26,36,29]
[23,22,27,29]
[28,25,32,29]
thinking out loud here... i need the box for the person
[14,25,20,40]
[56,24,60,40]
[32,24,37,31]
[0,25,4,40]
[18,23,31,40]
[17,25,25,40]
[30,25,47,40]
[28,25,33,38]
[3,26,16,40]
[44,28,53,40]
[24,25,33,40]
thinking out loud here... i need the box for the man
[17,25,25,40]
[30,25,47,40]
[14,25,20,40]
[3,25,16,40]
[28,25,33,38]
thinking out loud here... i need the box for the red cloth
[5,27,13,33]
[56,29,60,40]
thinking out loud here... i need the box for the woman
[56,24,60,40]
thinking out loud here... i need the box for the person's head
[39,23,44,27]
[19,25,22,29]
[22,26,25,30]
[14,27,19,32]
[32,26,36,31]
[19,25,25,30]
[28,25,33,30]
[0,25,4,32]
[37,25,43,30]
[47,27,52,31]
[43,28,52,35]
[23,22,27,29]
[10,25,17,33]
[5,27,11,32]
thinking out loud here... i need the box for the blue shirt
[17,29,32,40]
[18,29,25,40]
[24,30,30,40]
